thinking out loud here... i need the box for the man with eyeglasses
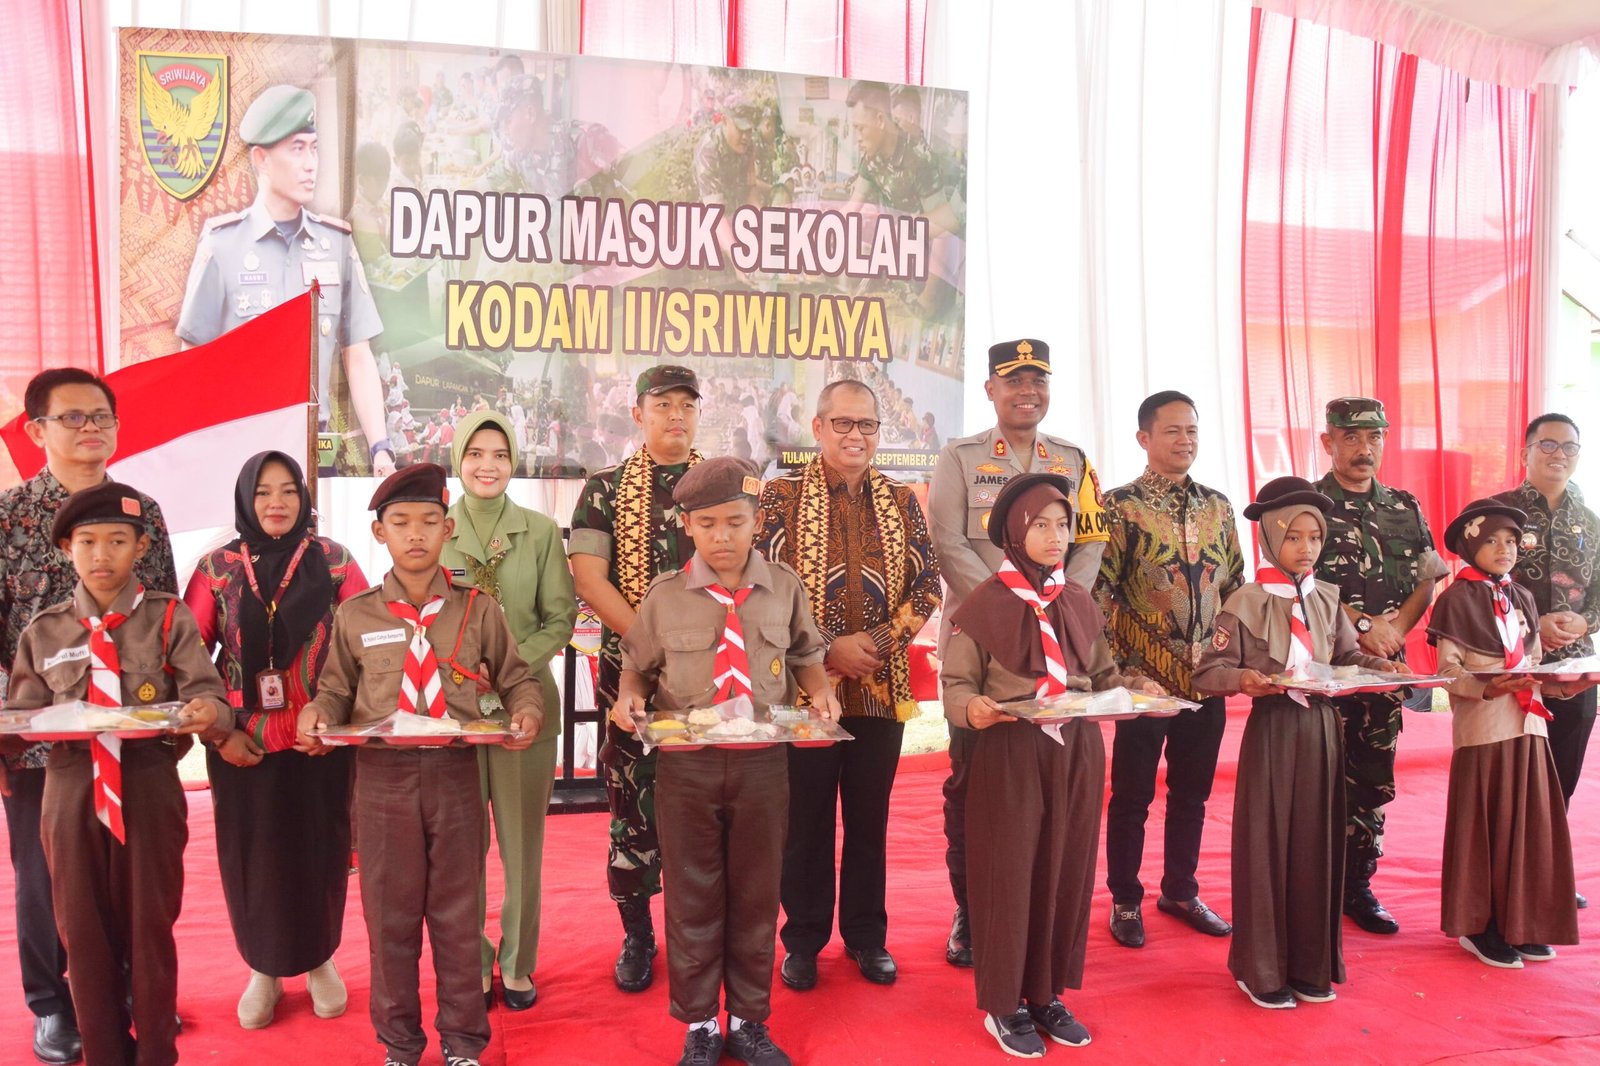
[0,368,176,1065]
[756,380,942,992]
[1493,413,1598,905]
[927,339,1109,967]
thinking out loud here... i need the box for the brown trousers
[657,746,787,1024]
[42,740,187,1066]
[966,720,1104,1016]
[355,746,488,1064]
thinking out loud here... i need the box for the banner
[118,28,969,478]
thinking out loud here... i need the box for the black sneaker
[440,1045,480,1066]
[947,907,973,967]
[1235,980,1297,1009]
[1513,943,1556,961]
[983,1008,1046,1058]
[724,1021,791,1066]
[1287,980,1336,1003]
[1459,934,1523,969]
[678,1026,725,1066]
[1026,999,1091,1047]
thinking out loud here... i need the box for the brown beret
[1443,500,1528,558]
[369,462,450,515]
[1242,476,1333,521]
[52,482,146,544]
[672,457,762,513]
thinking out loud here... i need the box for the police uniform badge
[976,463,1004,475]
[136,50,229,201]
[136,682,157,703]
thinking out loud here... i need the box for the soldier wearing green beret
[1313,396,1448,936]
[177,85,394,477]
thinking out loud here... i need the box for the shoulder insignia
[306,211,353,233]
[1212,627,1229,651]
[993,439,1007,458]
[200,210,247,233]
[975,463,1004,474]
[1036,442,1049,460]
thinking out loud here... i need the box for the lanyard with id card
[242,536,312,711]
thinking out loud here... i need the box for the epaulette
[200,209,247,233]
[306,211,352,234]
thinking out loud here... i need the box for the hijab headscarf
[451,411,518,548]
[230,450,332,701]
[1428,501,1538,658]
[948,479,1103,678]
[1231,477,1335,666]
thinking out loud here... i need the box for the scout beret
[240,85,316,147]
[52,482,146,544]
[1241,476,1333,521]
[1324,396,1389,429]
[368,462,450,515]
[1443,500,1528,558]
[987,472,1074,548]
[673,457,762,512]
[988,338,1051,378]
[636,364,702,400]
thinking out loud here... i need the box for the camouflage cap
[673,457,762,512]
[239,85,316,147]
[636,364,701,400]
[1325,396,1389,429]
[723,94,758,131]
[988,338,1051,377]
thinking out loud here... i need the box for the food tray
[0,700,185,741]
[999,688,1200,724]
[632,697,854,752]
[313,711,526,747]
[1268,668,1452,697]
[1470,656,1600,685]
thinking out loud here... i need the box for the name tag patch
[42,645,90,670]
[362,628,408,647]
[238,271,268,285]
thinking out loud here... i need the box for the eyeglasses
[828,417,880,436]
[34,412,117,430]
[1532,439,1581,457]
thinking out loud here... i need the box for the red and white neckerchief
[701,560,756,701]
[996,559,1073,744]
[81,586,144,844]
[386,596,447,717]
[1457,566,1552,721]
[1258,567,1316,706]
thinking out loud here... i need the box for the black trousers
[1105,696,1227,903]
[2,766,70,1018]
[780,716,905,956]
[942,723,979,913]
[1546,685,1598,809]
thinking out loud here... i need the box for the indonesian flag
[1,293,312,534]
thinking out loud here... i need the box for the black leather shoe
[1109,900,1144,948]
[32,1014,82,1065]
[724,1021,792,1066]
[844,946,897,985]
[484,989,495,1011]
[945,907,973,968]
[615,898,657,992]
[779,953,817,991]
[1343,886,1399,934]
[1156,895,1232,937]
[501,981,537,1011]
[1578,892,1589,910]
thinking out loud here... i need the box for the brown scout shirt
[621,551,826,713]
[308,569,542,728]
[5,581,232,739]
[939,630,1136,729]
[1191,584,1390,696]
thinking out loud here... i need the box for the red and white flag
[1,293,312,534]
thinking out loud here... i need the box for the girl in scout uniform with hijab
[183,451,368,1029]
[1193,476,1399,1010]
[609,457,839,1066]
[1428,500,1591,968]
[941,472,1160,1059]
[5,482,229,1066]
[442,412,577,1011]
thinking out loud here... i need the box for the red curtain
[1241,7,1538,540]
[0,0,101,483]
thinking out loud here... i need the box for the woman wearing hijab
[941,473,1157,1059]
[443,411,577,1011]
[1193,476,1397,1010]
[183,450,368,1028]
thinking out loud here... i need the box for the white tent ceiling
[1416,0,1600,49]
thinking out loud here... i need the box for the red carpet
[3,709,1600,1064]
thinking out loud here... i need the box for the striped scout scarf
[82,587,143,843]
[386,596,447,717]
[701,561,756,702]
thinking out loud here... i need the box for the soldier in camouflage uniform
[483,77,626,200]
[1313,397,1448,935]
[568,366,704,993]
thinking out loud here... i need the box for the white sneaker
[237,971,283,1029]
[307,958,348,1018]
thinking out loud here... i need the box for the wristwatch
[1354,615,1374,634]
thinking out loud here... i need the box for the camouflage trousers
[598,656,660,903]
[1335,690,1405,888]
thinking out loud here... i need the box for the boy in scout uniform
[926,337,1109,966]
[296,464,543,1066]
[610,458,840,1066]
[5,482,229,1066]
[177,84,394,477]
[1313,397,1447,935]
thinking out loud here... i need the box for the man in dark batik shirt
[0,369,176,1065]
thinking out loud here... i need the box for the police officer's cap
[1443,500,1528,558]
[52,483,146,545]
[1241,476,1333,521]
[636,364,702,400]
[673,457,762,513]
[1324,396,1389,429]
[986,472,1075,548]
[988,338,1051,378]
[368,463,450,516]
[240,85,316,147]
